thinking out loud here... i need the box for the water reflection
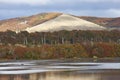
[0,59,120,80]
[0,70,120,80]
[43,72,99,80]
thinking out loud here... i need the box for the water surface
[0,58,120,80]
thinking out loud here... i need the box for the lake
[0,58,120,80]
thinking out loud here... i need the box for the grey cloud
[0,0,120,20]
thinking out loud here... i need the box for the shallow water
[0,58,120,80]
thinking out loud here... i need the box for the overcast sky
[0,0,120,20]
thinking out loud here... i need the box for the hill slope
[79,16,120,29]
[0,13,61,32]
[26,14,106,33]
[1,12,120,33]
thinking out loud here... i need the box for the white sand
[26,14,106,33]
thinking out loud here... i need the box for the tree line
[0,30,120,45]
[0,42,120,60]
[0,30,120,59]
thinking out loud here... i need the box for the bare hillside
[26,14,106,33]
[0,13,61,32]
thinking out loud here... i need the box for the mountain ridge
[0,12,120,33]
[79,16,120,28]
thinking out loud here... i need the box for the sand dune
[26,14,106,33]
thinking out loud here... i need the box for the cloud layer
[0,0,120,20]
[0,0,50,5]
[0,0,120,5]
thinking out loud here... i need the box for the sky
[0,0,120,20]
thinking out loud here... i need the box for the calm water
[0,58,120,80]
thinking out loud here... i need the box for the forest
[0,30,120,59]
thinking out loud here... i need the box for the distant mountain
[79,16,120,29]
[0,12,120,33]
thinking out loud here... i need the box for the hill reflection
[1,70,120,80]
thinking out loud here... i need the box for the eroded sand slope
[26,14,106,33]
